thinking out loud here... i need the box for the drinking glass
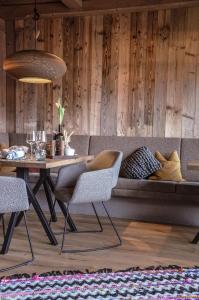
[36,131,47,149]
[26,131,36,159]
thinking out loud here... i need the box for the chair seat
[116,177,176,193]
[54,187,74,203]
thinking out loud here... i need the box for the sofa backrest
[9,133,90,155]
[89,136,181,160]
[181,138,199,181]
[0,133,9,147]
[69,135,90,155]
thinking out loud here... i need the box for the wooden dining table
[187,160,199,244]
[0,155,93,254]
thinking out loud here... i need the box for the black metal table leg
[16,167,58,246]
[1,212,19,255]
[43,180,57,222]
[57,200,77,232]
[37,169,57,222]
[26,184,57,245]
[33,176,44,195]
[191,233,199,244]
[46,174,55,192]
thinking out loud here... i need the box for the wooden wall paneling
[73,17,85,133]
[71,15,91,135]
[135,12,148,137]
[89,15,103,135]
[117,13,131,136]
[62,17,75,131]
[41,19,53,133]
[15,19,24,133]
[182,7,199,137]
[36,18,45,131]
[165,8,186,137]
[0,18,6,133]
[128,13,137,136]
[101,14,120,136]
[50,18,63,133]
[23,17,38,133]
[128,12,148,137]
[101,15,112,135]
[153,10,170,137]
[5,20,16,133]
[80,16,91,134]
[4,7,199,138]
[194,8,199,137]
[143,11,157,137]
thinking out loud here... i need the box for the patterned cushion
[120,146,161,179]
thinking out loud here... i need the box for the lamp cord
[33,0,40,49]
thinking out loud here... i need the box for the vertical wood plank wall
[1,7,199,137]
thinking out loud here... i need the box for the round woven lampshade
[3,49,67,84]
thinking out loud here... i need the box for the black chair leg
[0,214,5,238]
[1,212,19,255]
[0,212,34,273]
[51,201,103,235]
[60,202,122,254]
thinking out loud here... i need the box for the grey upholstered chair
[53,150,123,253]
[0,176,34,272]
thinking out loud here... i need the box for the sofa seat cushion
[176,182,199,195]
[116,178,176,193]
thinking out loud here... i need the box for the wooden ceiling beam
[0,0,199,19]
[61,0,82,8]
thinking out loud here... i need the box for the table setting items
[54,98,75,157]
[0,146,28,160]
[26,131,47,161]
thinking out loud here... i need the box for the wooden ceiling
[0,0,199,19]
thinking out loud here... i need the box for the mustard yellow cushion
[149,151,184,181]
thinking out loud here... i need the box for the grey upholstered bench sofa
[1,133,199,227]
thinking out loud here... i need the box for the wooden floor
[1,212,199,276]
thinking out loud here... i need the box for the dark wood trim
[0,0,199,19]
[61,0,82,8]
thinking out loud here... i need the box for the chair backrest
[0,177,29,214]
[87,150,123,187]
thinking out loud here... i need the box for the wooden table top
[187,160,199,171]
[0,155,94,169]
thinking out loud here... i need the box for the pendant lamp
[3,1,66,84]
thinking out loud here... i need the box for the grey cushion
[176,182,199,195]
[89,136,181,160]
[0,177,29,213]
[120,146,161,179]
[0,133,9,146]
[181,139,199,181]
[116,178,176,193]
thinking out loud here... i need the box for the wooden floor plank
[0,212,199,276]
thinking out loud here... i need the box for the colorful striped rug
[1,266,199,299]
